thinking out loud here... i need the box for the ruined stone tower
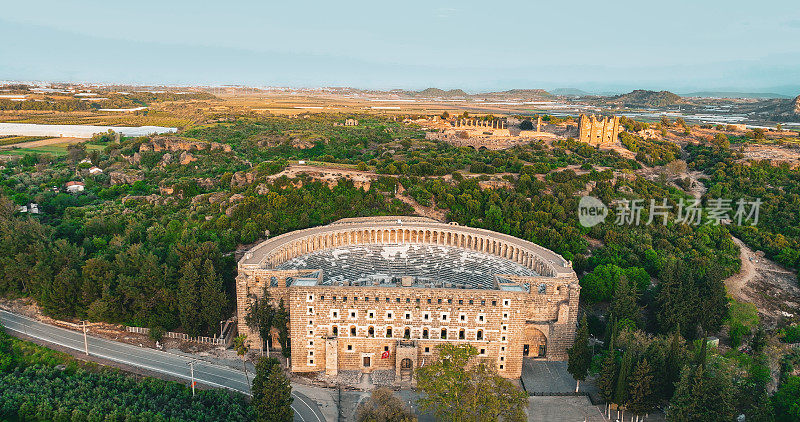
[578,114,621,146]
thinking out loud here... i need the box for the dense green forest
[2,113,800,421]
[0,114,749,341]
[687,144,800,272]
[0,324,253,421]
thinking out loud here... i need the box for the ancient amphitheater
[237,216,580,381]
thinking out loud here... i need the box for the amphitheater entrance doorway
[400,358,413,381]
[524,326,548,359]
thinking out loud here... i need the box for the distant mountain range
[550,88,594,97]
[409,88,469,98]
[681,91,793,99]
[607,90,683,107]
[770,95,800,121]
[403,88,554,101]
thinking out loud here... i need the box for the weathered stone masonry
[236,217,580,380]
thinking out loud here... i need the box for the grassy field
[3,142,106,156]
[0,110,192,129]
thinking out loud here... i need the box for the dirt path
[396,193,446,221]
[724,236,800,326]
[0,136,87,149]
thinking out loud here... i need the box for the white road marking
[0,310,321,421]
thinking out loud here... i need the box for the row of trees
[0,325,253,421]
[245,288,291,358]
[568,315,799,421]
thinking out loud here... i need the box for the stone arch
[524,326,548,358]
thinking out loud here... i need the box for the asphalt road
[0,310,326,422]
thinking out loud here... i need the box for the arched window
[368,326,375,337]
[459,329,465,340]
[476,330,483,340]
[440,329,447,339]
[422,328,429,339]
[350,326,356,337]
[332,326,339,336]
[386,327,393,338]
[404,328,411,339]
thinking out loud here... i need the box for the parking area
[521,360,600,395]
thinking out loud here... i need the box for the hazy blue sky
[2,0,800,94]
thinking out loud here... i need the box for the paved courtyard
[528,396,607,422]
[521,360,599,396]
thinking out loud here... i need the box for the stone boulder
[109,170,144,185]
[179,151,196,165]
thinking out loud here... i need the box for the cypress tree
[627,358,655,418]
[275,299,291,358]
[252,357,294,422]
[598,340,618,408]
[610,274,640,326]
[662,327,683,400]
[614,349,634,409]
[177,261,201,337]
[567,314,591,392]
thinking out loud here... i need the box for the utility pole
[81,321,89,356]
[187,360,198,396]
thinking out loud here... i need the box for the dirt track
[0,137,87,149]
[725,236,800,326]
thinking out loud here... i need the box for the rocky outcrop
[139,136,232,153]
[770,95,800,122]
[230,171,255,187]
[179,151,196,165]
[109,170,144,185]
